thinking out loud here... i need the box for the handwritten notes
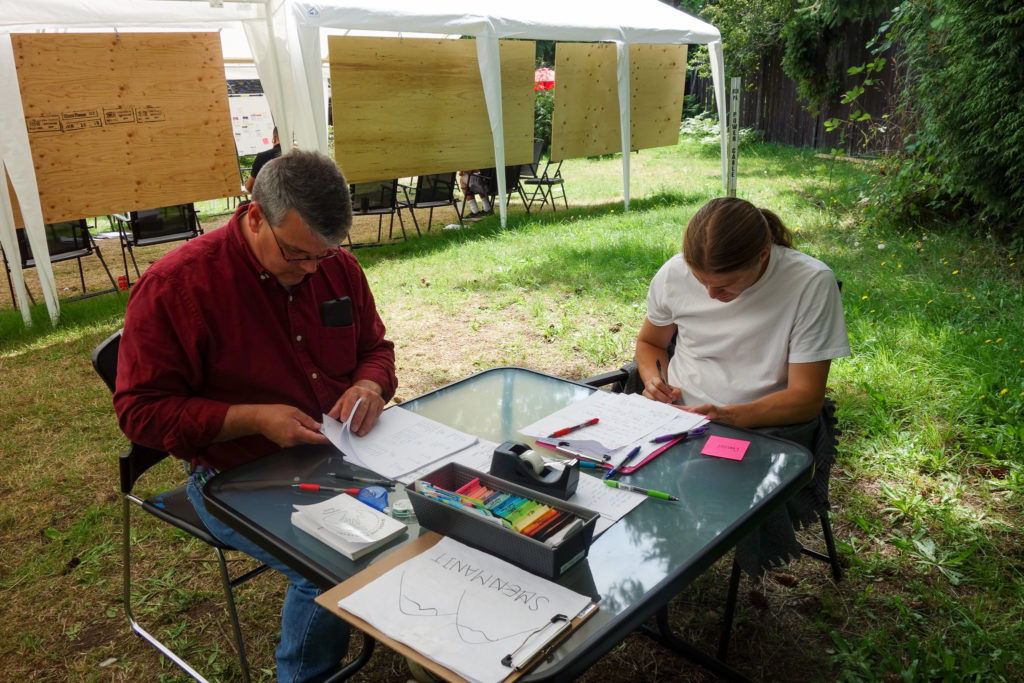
[337,536,593,683]
[520,391,707,452]
[701,435,750,461]
[321,403,479,480]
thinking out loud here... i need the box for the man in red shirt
[115,150,396,681]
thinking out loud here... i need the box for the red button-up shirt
[113,205,397,471]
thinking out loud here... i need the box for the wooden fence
[689,18,901,155]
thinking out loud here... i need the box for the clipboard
[315,532,598,682]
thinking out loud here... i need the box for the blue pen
[604,445,641,480]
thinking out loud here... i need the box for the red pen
[548,417,599,438]
[292,483,361,495]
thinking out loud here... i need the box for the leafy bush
[874,1,1024,235]
[534,89,554,146]
[679,112,763,151]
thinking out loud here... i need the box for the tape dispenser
[489,440,579,500]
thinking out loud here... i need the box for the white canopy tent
[1,0,725,326]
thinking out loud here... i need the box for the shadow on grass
[0,292,128,353]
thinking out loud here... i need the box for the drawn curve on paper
[396,571,547,645]
[397,570,458,617]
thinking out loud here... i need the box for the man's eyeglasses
[268,223,340,262]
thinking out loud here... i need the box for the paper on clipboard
[316,533,598,683]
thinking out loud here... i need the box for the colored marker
[604,480,679,501]
[649,424,710,444]
[604,445,641,480]
[292,483,361,494]
[548,417,599,438]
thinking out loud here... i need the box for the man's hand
[681,403,720,421]
[328,380,385,436]
[220,404,328,447]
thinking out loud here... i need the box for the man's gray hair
[252,150,353,244]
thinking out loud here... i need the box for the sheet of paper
[337,536,593,683]
[321,404,480,480]
[519,391,706,452]
[396,439,499,485]
[567,472,645,537]
[701,435,750,461]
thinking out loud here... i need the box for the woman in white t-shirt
[637,197,849,429]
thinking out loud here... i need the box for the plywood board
[11,32,239,225]
[329,36,534,184]
[629,44,688,151]
[551,43,687,161]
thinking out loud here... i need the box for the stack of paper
[321,402,480,480]
[519,391,709,468]
[291,494,407,560]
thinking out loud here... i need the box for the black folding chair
[522,156,568,212]
[348,179,405,247]
[91,330,269,682]
[397,172,463,233]
[2,219,118,307]
[112,204,203,284]
[515,139,546,213]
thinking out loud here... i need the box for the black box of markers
[405,463,599,579]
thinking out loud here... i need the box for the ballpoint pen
[656,359,666,382]
[576,459,612,470]
[649,424,710,444]
[327,472,395,488]
[548,417,599,438]
[292,483,362,494]
[604,480,679,501]
[604,445,641,480]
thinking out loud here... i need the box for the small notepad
[701,435,750,461]
[292,494,407,560]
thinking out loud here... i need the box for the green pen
[604,480,679,501]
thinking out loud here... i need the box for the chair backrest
[479,166,522,195]
[126,204,200,245]
[520,138,545,179]
[411,173,457,207]
[91,329,172,492]
[91,329,122,393]
[350,179,399,215]
[15,219,92,268]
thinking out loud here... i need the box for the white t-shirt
[646,245,850,407]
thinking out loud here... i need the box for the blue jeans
[186,472,350,682]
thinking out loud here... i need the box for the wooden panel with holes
[329,36,534,183]
[11,32,238,225]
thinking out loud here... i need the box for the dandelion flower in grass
[898,264,902,268]
[996,338,1002,343]
[1000,388,1008,395]
[986,339,992,343]
[927,299,933,304]
[861,295,868,300]
[881,261,887,266]
[953,270,959,274]
[877,243,886,250]
[979,395,985,399]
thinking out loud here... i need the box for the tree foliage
[873,0,1024,232]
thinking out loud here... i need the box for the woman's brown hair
[682,197,793,273]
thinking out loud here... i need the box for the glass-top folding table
[204,367,812,681]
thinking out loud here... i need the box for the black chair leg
[717,558,742,661]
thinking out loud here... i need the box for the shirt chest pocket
[307,326,358,379]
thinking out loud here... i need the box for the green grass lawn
[1,137,1021,681]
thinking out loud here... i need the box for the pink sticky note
[701,435,750,461]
